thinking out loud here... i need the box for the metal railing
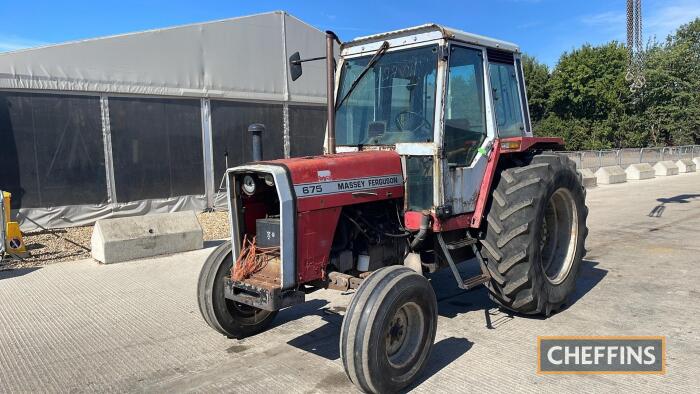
[561,145,700,171]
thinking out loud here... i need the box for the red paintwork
[468,140,502,229]
[241,137,563,284]
[264,151,404,283]
[404,210,474,232]
[297,208,342,283]
[500,136,564,152]
[242,200,267,236]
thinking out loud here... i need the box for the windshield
[336,45,438,146]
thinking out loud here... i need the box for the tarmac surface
[1,172,699,393]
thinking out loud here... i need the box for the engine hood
[264,151,404,211]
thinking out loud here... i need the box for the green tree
[642,19,700,145]
[519,18,699,150]
[547,42,630,121]
[521,54,550,125]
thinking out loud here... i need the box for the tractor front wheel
[481,153,588,315]
[340,266,437,393]
[197,241,277,338]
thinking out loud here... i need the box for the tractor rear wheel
[340,266,437,394]
[197,241,277,338]
[481,153,588,315]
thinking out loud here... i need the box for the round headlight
[264,174,275,186]
[242,175,256,195]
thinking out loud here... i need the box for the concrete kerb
[625,163,655,180]
[594,166,627,184]
[676,159,696,173]
[91,211,203,264]
[577,168,597,188]
[653,161,679,176]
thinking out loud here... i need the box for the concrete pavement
[1,172,699,392]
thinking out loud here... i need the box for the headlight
[263,174,275,186]
[242,175,256,195]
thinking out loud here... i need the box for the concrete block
[594,166,627,184]
[693,157,700,168]
[676,159,696,173]
[91,211,203,264]
[625,163,655,180]
[577,168,597,188]
[653,161,679,176]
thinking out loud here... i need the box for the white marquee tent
[0,11,330,229]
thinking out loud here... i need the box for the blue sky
[1,0,698,66]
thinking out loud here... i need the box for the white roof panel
[345,23,519,53]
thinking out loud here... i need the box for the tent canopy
[0,11,328,104]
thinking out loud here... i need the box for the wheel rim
[540,187,579,285]
[385,302,425,369]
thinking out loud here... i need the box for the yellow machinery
[1,191,27,258]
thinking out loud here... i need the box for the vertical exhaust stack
[325,31,338,155]
[249,123,264,162]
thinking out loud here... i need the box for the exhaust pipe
[249,123,264,162]
[325,31,339,155]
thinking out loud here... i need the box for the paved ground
[1,172,699,393]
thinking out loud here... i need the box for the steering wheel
[395,110,431,133]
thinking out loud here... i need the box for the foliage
[520,54,549,124]
[523,18,700,150]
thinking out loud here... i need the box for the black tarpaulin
[109,97,204,202]
[289,104,326,157]
[211,100,284,187]
[0,92,106,209]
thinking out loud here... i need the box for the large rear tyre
[481,153,588,315]
[197,241,277,338]
[340,266,437,393]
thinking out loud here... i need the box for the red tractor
[198,24,587,393]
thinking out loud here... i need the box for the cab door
[440,44,494,215]
[440,46,531,216]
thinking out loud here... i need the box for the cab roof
[342,23,519,54]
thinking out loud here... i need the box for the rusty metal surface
[327,271,363,291]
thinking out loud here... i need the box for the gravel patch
[197,210,230,241]
[1,211,230,270]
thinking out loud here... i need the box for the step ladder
[436,233,491,290]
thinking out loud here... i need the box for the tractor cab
[332,25,533,216]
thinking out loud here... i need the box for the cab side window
[489,60,525,137]
[443,46,487,167]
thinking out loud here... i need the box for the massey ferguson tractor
[198,24,587,393]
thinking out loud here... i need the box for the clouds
[579,0,700,43]
[580,11,626,27]
[646,1,700,40]
[0,35,47,52]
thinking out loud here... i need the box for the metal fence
[562,145,700,171]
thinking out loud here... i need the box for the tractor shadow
[434,257,606,322]
[403,337,473,392]
[648,193,700,217]
[285,259,605,386]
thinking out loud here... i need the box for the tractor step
[436,233,491,291]
[445,237,477,250]
[462,274,491,290]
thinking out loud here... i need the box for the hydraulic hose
[410,211,431,250]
